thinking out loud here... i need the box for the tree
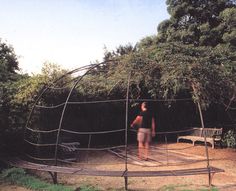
[0,39,21,147]
[158,0,236,47]
[12,62,70,107]
[0,39,19,82]
[94,0,236,110]
[0,44,70,147]
[154,0,236,107]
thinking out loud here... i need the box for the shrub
[222,130,236,148]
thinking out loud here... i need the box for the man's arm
[131,116,142,128]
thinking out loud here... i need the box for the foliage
[154,0,236,107]
[156,0,235,106]
[222,129,236,148]
[0,59,70,148]
[160,0,236,47]
[0,39,19,82]
[96,40,235,108]
[12,62,70,106]
[0,168,75,191]
[0,39,22,147]
[40,62,70,83]
[93,0,236,110]
[155,43,234,108]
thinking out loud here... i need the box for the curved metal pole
[54,61,112,166]
[24,60,116,140]
[52,61,116,183]
[23,65,98,161]
[23,64,96,143]
[24,60,117,183]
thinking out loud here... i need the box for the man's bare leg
[144,142,149,160]
[138,142,144,159]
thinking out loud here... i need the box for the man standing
[131,102,155,160]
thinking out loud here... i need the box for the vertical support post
[86,134,92,163]
[124,72,131,191]
[192,83,211,186]
[197,101,211,186]
[165,135,169,165]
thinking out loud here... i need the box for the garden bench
[60,142,80,161]
[177,128,222,149]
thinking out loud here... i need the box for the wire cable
[61,128,125,135]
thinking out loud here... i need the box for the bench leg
[192,141,195,146]
[208,172,211,186]
[219,142,223,149]
[209,172,215,186]
[48,172,57,184]
[210,140,214,149]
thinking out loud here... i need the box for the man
[131,102,155,160]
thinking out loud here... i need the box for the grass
[0,168,220,191]
[0,167,99,191]
[77,184,101,191]
[159,184,218,191]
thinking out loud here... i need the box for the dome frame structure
[23,61,222,190]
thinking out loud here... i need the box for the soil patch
[32,143,236,190]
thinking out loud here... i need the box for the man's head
[141,102,148,111]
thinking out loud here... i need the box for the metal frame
[23,62,216,189]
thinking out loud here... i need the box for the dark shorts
[137,128,151,143]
